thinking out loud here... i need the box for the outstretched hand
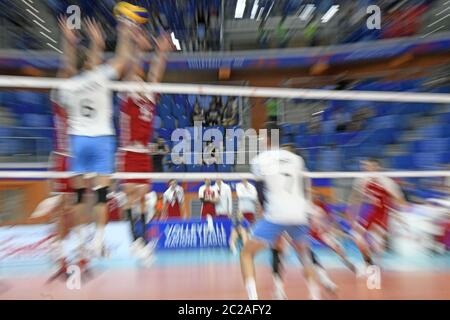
[133,28,153,51]
[85,17,105,49]
[153,32,176,52]
[58,15,78,45]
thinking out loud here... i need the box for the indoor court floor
[1,247,450,300]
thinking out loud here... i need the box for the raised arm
[57,16,78,78]
[147,33,174,83]
[85,17,105,69]
[108,20,137,78]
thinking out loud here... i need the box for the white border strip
[0,171,449,181]
[0,76,449,103]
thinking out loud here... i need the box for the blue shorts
[232,216,251,229]
[251,218,309,246]
[69,135,115,174]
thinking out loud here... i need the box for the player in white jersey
[230,179,258,254]
[240,123,321,300]
[42,17,108,279]
[59,19,138,257]
[213,179,233,217]
[145,190,158,223]
[236,179,258,223]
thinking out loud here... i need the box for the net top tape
[0,170,449,181]
[0,76,450,103]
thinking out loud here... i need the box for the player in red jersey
[346,158,407,268]
[46,17,79,278]
[36,17,86,279]
[162,179,185,219]
[309,193,355,272]
[199,179,218,218]
[45,96,78,277]
[117,29,173,253]
[106,181,127,221]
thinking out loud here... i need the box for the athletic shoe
[356,264,366,278]
[137,243,153,260]
[47,259,68,283]
[307,280,321,300]
[317,267,338,294]
[130,238,145,255]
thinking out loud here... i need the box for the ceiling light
[250,0,259,19]
[321,5,339,23]
[171,32,181,51]
[300,4,315,21]
[235,0,246,19]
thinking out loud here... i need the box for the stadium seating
[281,79,450,171]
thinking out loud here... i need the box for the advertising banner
[146,217,233,250]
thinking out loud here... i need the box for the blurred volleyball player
[32,17,94,278]
[41,17,102,278]
[59,18,137,257]
[236,179,258,224]
[265,143,335,299]
[346,158,407,268]
[163,180,185,219]
[240,124,321,300]
[230,179,258,254]
[45,16,80,276]
[213,179,232,217]
[267,146,350,298]
[199,179,218,218]
[309,193,356,273]
[144,189,158,223]
[117,28,173,253]
[106,188,127,222]
[36,18,112,278]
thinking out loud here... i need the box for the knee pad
[96,187,109,204]
[75,188,86,204]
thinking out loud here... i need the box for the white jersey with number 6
[251,149,308,224]
[60,64,118,137]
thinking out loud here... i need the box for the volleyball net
[0,75,449,210]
